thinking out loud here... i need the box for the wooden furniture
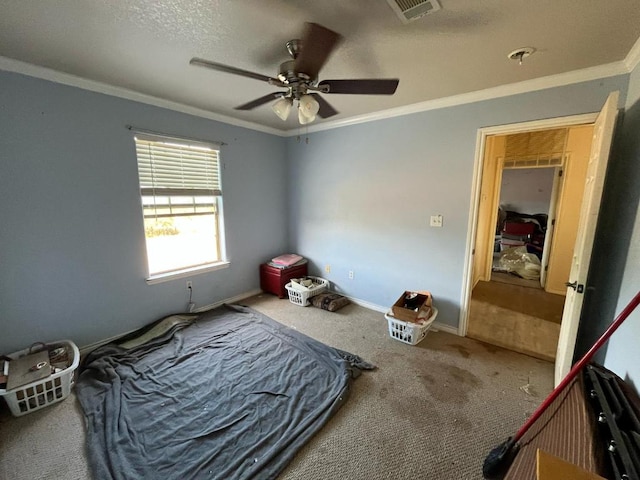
[260,262,308,299]
[537,450,605,480]
[504,363,640,479]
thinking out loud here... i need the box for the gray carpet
[0,294,553,479]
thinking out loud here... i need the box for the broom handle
[513,290,640,442]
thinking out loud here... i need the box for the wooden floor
[467,278,565,362]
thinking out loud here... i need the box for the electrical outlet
[348,270,354,279]
[325,264,331,273]
[186,280,193,289]
[430,215,443,227]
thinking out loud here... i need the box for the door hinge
[559,169,563,177]
[551,219,555,226]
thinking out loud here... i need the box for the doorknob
[565,281,584,293]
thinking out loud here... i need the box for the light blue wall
[604,61,640,390]
[0,71,288,352]
[287,76,629,329]
[1,66,636,362]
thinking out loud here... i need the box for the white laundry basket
[0,340,80,416]
[385,307,438,346]
[285,276,329,306]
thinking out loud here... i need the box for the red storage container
[260,262,308,298]
[502,222,535,236]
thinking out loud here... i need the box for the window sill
[146,261,230,285]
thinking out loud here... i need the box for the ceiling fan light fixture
[272,97,293,121]
[190,23,399,125]
[298,108,316,125]
[298,94,320,118]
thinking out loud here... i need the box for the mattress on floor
[76,304,374,480]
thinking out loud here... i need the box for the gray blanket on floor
[76,305,374,480]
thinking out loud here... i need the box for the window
[134,133,226,281]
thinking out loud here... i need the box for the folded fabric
[311,293,350,312]
[267,259,307,269]
[271,253,304,267]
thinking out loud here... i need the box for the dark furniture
[260,262,308,298]
[504,364,640,479]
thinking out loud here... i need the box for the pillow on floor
[311,293,350,312]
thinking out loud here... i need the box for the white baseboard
[193,289,262,313]
[79,331,136,356]
[346,295,461,336]
[429,322,459,336]
[79,289,263,356]
[80,289,460,355]
[346,295,388,314]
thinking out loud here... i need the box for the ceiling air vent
[386,0,441,24]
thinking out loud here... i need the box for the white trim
[345,295,387,313]
[146,261,230,285]
[79,331,137,356]
[624,36,640,72]
[192,288,262,313]
[0,56,286,137]
[78,288,262,356]
[288,62,627,135]
[476,113,599,136]
[429,322,460,336]
[458,112,599,338]
[1,55,629,137]
[458,130,488,337]
[346,295,461,336]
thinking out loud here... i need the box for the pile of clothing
[267,253,307,269]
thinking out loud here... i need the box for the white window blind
[135,134,222,196]
[134,134,222,219]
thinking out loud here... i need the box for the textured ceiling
[1,0,640,132]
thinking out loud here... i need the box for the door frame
[459,112,598,337]
[539,165,563,288]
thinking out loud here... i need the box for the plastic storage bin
[0,340,80,416]
[385,307,439,346]
[285,276,329,306]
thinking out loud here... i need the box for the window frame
[132,132,229,284]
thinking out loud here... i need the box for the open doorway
[465,124,595,362]
[458,93,619,384]
[493,166,557,290]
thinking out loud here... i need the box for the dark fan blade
[319,79,399,95]
[235,92,285,110]
[310,94,339,118]
[190,57,276,83]
[294,23,343,81]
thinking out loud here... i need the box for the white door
[554,91,619,385]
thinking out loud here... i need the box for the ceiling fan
[190,22,399,125]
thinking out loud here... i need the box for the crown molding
[0,56,287,137]
[1,54,631,138]
[624,36,640,72]
[290,61,628,136]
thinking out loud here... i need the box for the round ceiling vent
[508,47,536,65]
